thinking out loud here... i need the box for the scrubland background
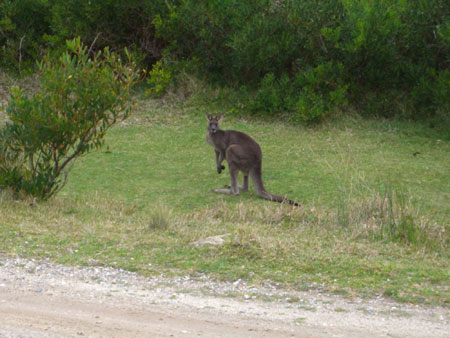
[0,0,448,306]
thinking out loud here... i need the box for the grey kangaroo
[206,113,299,206]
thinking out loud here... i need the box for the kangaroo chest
[206,132,225,151]
[206,133,214,147]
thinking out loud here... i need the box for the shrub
[0,38,141,199]
[48,0,168,66]
[146,60,172,97]
[0,129,24,192]
[1,0,448,122]
[243,62,348,122]
[156,0,447,121]
[293,62,348,122]
[244,73,292,116]
[226,4,299,82]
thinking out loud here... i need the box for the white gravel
[0,255,449,337]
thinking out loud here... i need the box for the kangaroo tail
[250,167,300,207]
[264,193,300,206]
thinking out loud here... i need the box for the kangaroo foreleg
[215,150,226,174]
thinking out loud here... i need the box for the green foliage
[244,73,291,116]
[156,0,448,121]
[0,0,448,122]
[293,62,348,122]
[243,63,348,122]
[0,129,24,191]
[146,60,172,97]
[431,70,450,132]
[336,0,449,120]
[0,38,141,199]
[0,0,51,73]
[153,0,240,79]
[47,0,169,64]
[226,3,299,82]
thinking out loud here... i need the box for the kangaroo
[206,113,299,206]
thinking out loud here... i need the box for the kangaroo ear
[217,114,223,121]
[206,113,212,120]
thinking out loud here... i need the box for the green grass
[0,99,449,306]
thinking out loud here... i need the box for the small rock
[191,234,231,247]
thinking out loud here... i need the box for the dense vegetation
[1,0,449,123]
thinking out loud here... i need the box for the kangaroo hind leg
[225,173,249,192]
[242,174,249,191]
[213,166,240,195]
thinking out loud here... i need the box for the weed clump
[336,189,447,251]
[148,206,172,231]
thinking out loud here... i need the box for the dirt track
[0,256,448,337]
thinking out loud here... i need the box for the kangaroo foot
[224,185,248,192]
[212,189,239,195]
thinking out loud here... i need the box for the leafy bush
[226,4,299,82]
[145,60,172,97]
[48,0,169,65]
[156,0,448,121]
[1,0,448,122]
[243,62,348,122]
[293,62,348,121]
[244,73,292,116]
[431,70,450,131]
[0,38,141,199]
[0,130,24,192]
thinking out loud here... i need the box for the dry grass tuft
[336,190,448,250]
[147,205,173,231]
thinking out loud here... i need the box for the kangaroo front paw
[217,165,225,174]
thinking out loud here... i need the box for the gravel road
[0,255,448,337]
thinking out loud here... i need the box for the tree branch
[18,35,26,74]
[88,32,102,57]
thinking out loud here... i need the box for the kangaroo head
[206,113,223,134]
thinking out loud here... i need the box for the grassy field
[1,98,449,305]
